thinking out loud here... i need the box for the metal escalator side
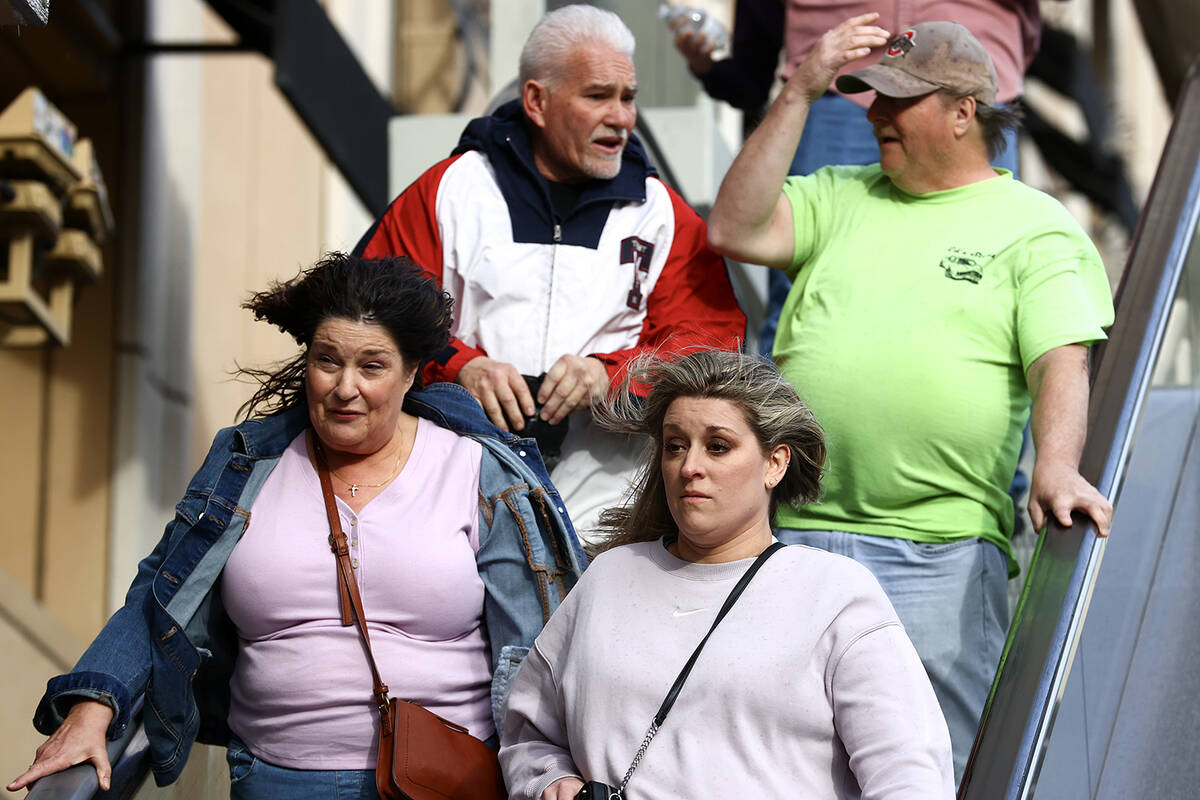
[959,61,1200,800]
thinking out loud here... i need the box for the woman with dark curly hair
[500,349,953,799]
[11,252,585,799]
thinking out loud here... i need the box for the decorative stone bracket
[0,87,112,346]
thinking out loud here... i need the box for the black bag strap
[615,541,786,796]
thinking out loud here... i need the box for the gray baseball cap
[835,21,998,106]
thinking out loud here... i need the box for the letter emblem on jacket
[622,236,655,310]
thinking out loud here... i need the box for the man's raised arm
[707,14,889,269]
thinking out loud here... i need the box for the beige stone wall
[40,259,117,641]
[0,570,85,787]
[0,349,44,597]
[0,216,116,644]
[190,46,326,447]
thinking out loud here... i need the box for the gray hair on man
[518,4,636,87]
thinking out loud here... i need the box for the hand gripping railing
[26,699,151,800]
[958,59,1200,800]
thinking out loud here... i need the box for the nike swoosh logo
[672,608,709,617]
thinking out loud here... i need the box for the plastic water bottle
[658,3,730,59]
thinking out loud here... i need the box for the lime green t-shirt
[774,165,1114,567]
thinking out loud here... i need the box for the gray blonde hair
[592,349,826,554]
[518,4,636,88]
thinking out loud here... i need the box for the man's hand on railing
[6,700,114,793]
[1029,459,1114,538]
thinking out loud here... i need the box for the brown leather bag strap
[310,431,394,733]
[310,432,355,627]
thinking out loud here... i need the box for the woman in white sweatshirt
[498,349,955,800]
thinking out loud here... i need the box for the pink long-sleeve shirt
[222,420,490,769]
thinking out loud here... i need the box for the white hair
[518,4,636,87]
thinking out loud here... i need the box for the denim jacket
[33,383,587,786]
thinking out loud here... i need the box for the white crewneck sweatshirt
[500,539,953,799]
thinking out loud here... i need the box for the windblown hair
[236,252,453,419]
[592,349,826,554]
[941,90,1024,161]
[517,4,635,88]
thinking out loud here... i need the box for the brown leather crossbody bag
[311,433,505,800]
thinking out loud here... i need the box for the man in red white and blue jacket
[354,6,745,540]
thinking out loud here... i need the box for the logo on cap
[886,29,916,57]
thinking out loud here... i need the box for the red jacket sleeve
[590,183,747,389]
[354,154,485,385]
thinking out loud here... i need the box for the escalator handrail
[959,59,1200,800]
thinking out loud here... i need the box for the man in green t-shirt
[707,15,1115,781]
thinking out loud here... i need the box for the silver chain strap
[614,719,660,798]
[603,544,783,800]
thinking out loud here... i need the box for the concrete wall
[0,117,119,642]
[0,571,87,786]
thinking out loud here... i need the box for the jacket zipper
[543,222,562,371]
[502,133,640,374]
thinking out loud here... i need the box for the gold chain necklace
[330,450,402,498]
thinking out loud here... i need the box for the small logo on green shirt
[939,247,993,284]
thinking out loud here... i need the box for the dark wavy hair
[237,252,453,419]
[591,349,827,554]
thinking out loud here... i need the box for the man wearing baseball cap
[708,14,1115,780]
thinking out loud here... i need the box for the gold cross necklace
[330,450,403,497]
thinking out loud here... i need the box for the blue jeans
[227,737,381,800]
[774,529,1009,783]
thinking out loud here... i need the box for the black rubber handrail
[959,59,1200,800]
